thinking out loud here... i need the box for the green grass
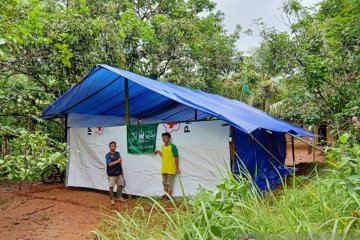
[93,163,359,240]
[93,197,190,240]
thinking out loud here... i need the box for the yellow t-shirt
[161,144,179,174]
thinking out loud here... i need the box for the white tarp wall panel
[67,120,230,197]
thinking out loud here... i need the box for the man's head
[162,132,171,145]
[109,141,116,152]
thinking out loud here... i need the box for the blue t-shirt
[105,151,122,176]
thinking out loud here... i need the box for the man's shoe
[110,199,116,206]
[162,195,170,200]
[117,196,126,202]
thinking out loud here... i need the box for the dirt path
[0,182,137,240]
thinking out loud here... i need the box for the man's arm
[153,150,162,157]
[108,157,122,167]
[105,154,112,167]
[175,157,180,174]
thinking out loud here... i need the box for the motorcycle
[41,164,65,184]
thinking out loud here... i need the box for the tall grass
[93,197,190,240]
[93,134,360,240]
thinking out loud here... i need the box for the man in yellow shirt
[154,132,179,199]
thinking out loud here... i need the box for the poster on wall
[127,124,158,154]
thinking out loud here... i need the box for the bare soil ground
[285,140,326,166]
[0,181,138,240]
[0,145,326,240]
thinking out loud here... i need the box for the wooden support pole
[64,115,68,143]
[291,136,295,165]
[124,78,130,126]
[249,133,283,166]
[287,132,325,153]
[230,126,236,174]
[313,145,316,162]
[124,78,132,200]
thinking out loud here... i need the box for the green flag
[243,75,249,96]
[127,124,158,154]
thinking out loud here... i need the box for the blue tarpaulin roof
[43,64,313,136]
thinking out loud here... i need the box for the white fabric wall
[67,120,230,197]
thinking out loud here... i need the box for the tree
[249,0,360,129]
[0,0,241,135]
[0,0,242,182]
[0,0,241,95]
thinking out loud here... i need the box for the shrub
[0,127,67,188]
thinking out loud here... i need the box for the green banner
[127,124,158,154]
[243,75,249,96]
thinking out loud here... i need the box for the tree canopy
[249,0,360,128]
[1,0,360,167]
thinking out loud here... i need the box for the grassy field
[93,161,359,240]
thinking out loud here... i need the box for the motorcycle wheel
[41,166,57,184]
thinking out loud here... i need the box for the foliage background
[0,0,359,197]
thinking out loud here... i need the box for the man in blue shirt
[105,141,125,205]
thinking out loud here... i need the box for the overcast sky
[214,0,322,53]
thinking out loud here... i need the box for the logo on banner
[87,127,104,135]
[95,127,104,135]
[163,122,180,133]
[127,124,158,154]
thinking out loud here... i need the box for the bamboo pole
[249,133,282,165]
[124,77,132,200]
[65,115,68,143]
[124,78,130,126]
[313,146,316,162]
[287,132,325,153]
[291,136,295,165]
[230,126,236,174]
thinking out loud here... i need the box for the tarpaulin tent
[43,64,314,191]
